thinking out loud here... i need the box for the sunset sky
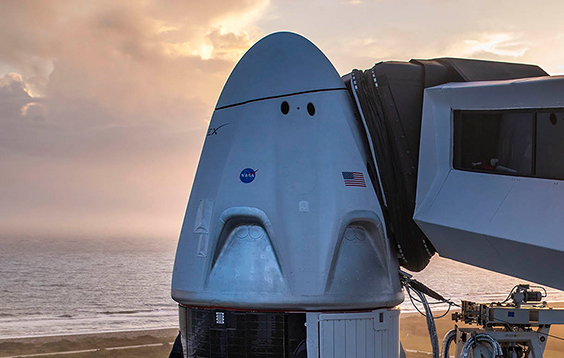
[2,0,563,239]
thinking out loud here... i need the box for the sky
[1,0,564,240]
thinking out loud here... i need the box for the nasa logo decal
[239,168,258,183]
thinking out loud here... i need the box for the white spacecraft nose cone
[173,31,403,311]
[216,32,346,109]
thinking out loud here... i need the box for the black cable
[405,288,449,305]
[530,285,548,298]
[403,278,459,307]
[405,284,457,319]
[409,293,460,307]
[406,285,428,317]
[413,288,440,358]
[432,304,453,319]
[501,285,519,303]
[538,331,564,342]
[409,295,455,319]
[441,330,457,358]
[291,339,307,358]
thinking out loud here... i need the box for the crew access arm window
[453,109,564,180]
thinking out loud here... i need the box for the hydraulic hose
[460,333,503,358]
[412,289,439,358]
[441,329,456,358]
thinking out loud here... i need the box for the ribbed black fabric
[346,57,548,272]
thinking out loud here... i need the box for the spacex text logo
[207,123,231,136]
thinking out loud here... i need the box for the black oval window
[307,102,315,116]
[550,113,558,125]
[281,101,289,115]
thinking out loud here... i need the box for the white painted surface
[415,76,564,290]
[306,308,400,358]
[172,32,402,310]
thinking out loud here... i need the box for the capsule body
[171,32,402,311]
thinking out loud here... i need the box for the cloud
[0,73,45,121]
[0,73,31,98]
[0,0,268,239]
[0,0,269,123]
[445,33,530,59]
[256,0,564,75]
[2,0,564,239]
[206,27,256,61]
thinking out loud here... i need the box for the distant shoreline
[2,309,564,358]
[0,327,179,343]
[0,328,179,358]
[3,301,564,341]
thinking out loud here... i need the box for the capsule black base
[179,306,307,358]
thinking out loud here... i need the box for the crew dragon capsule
[172,32,403,357]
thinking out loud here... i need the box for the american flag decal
[342,171,366,187]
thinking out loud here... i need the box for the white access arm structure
[415,76,564,291]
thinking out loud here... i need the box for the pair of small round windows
[281,101,315,116]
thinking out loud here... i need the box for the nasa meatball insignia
[239,168,258,183]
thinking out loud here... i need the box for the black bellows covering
[344,58,547,272]
[348,64,433,272]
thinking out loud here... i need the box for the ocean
[1,236,563,339]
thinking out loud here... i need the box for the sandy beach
[0,328,179,358]
[2,311,563,357]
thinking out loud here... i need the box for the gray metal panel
[355,319,367,358]
[333,320,346,357]
[345,319,356,358]
[536,111,564,179]
[490,307,530,324]
[539,309,564,324]
[436,57,548,81]
[320,319,335,357]
[307,309,400,358]
[320,317,368,358]
[366,317,375,358]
